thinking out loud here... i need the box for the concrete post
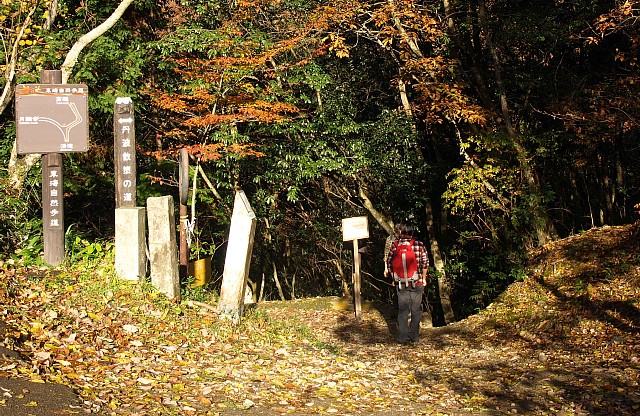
[115,207,147,280]
[147,196,180,300]
[218,190,256,323]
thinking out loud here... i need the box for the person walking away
[386,222,429,344]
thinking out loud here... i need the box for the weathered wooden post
[342,216,370,322]
[114,97,137,208]
[15,70,89,266]
[114,97,146,281]
[218,190,257,323]
[42,151,64,266]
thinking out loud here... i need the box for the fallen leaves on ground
[0,224,639,415]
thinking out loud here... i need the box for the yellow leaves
[29,321,43,334]
[323,33,350,58]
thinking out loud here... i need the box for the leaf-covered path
[0,225,639,415]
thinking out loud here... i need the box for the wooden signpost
[342,216,369,322]
[113,97,147,281]
[15,70,89,266]
[114,97,137,208]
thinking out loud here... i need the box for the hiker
[386,222,429,345]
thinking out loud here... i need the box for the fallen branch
[185,300,220,313]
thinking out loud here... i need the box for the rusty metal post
[179,148,189,280]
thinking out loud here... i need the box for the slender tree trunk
[424,199,455,324]
[442,0,494,109]
[358,185,394,234]
[3,4,41,191]
[272,260,286,301]
[615,139,625,221]
[331,259,350,297]
[7,143,42,192]
[259,271,265,303]
[264,214,286,301]
[61,0,135,82]
[291,270,296,301]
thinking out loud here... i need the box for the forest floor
[0,224,639,415]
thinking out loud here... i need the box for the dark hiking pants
[396,284,424,343]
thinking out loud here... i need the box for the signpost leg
[41,70,64,266]
[353,239,362,322]
[42,153,65,266]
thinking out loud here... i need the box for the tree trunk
[477,0,557,246]
[0,3,38,116]
[272,260,286,301]
[61,0,135,83]
[424,199,455,324]
[358,185,394,234]
[7,142,42,192]
[330,259,350,297]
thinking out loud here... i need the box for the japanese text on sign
[342,216,369,241]
[114,97,137,208]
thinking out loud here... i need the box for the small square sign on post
[342,216,369,241]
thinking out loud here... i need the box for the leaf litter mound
[0,224,639,415]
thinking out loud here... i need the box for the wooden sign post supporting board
[342,216,370,322]
[15,70,89,266]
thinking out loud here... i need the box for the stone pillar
[218,190,257,322]
[115,207,147,281]
[147,196,180,300]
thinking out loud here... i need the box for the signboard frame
[15,83,89,154]
[342,216,370,241]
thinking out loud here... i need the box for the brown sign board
[15,84,89,154]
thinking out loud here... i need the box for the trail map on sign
[15,84,89,154]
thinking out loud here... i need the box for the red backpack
[391,239,419,287]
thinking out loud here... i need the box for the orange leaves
[576,0,640,45]
[148,142,265,163]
